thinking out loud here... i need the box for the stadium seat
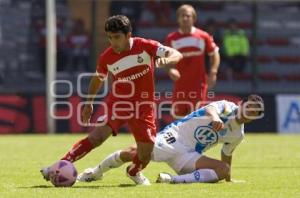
[249,38,264,46]
[257,56,273,64]
[238,22,252,29]
[283,74,300,81]
[286,21,300,29]
[275,56,300,64]
[233,72,252,81]
[258,73,280,81]
[199,3,224,11]
[266,38,289,46]
[258,20,282,30]
[290,37,300,45]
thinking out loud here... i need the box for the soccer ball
[49,160,77,187]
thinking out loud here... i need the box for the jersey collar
[129,37,133,50]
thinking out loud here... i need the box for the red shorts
[172,86,207,117]
[96,100,156,144]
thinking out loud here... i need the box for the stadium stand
[0,1,299,94]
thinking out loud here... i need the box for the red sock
[127,154,149,176]
[61,137,94,163]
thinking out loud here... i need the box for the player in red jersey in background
[41,15,183,185]
[165,4,220,118]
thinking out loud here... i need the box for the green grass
[0,134,299,198]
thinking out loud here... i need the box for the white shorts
[152,134,202,174]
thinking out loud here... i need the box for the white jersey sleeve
[206,100,238,118]
[222,137,243,156]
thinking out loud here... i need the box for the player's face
[177,9,195,28]
[106,32,131,53]
[237,102,262,124]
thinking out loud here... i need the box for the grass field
[0,134,299,198]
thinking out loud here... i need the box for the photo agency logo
[50,73,265,127]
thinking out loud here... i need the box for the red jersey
[96,37,168,102]
[165,27,219,93]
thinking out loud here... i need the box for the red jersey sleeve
[205,33,219,56]
[96,53,108,80]
[143,39,160,56]
[143,39,169,58]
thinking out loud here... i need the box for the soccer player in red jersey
[41,15,183,185]
[165,4,221,118]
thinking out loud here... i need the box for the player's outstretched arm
[221,151,232,182]
[155,46,183,68]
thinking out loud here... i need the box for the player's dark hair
[105,15,132,34]
[242,94,264,116]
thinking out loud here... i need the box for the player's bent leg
[61,125,113,162]
[136,142,153,163]
[126,115,156,185]
[157,155,228,184]
[87,125,113,147]
[77,150,125,182]
[77,145,137,182]
[127,142,153,175]
[41,125,113,182]
[126,142,153,185]
[157,168,219,184]
[195,155,230,181]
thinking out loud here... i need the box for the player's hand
[155,58,170,68]
[207,72,217,90]
[168,68,181,81]
[82,103,93,125]
[211,119,224,132]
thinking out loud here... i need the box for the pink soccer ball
[49,160,77,187]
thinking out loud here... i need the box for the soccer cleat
[156,172,173,183]
[77,167,103,182]
[40,167,50,181]
[126,171,151,186]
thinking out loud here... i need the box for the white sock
[94,150,124,174]
[171,169,219,183]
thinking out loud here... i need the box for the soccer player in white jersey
[77,94,264,184]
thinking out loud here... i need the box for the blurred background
[0,0,300,134]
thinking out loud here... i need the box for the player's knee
[120,146,137,162]
[120,150,132,162]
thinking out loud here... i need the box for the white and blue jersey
[152,100,245,174]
